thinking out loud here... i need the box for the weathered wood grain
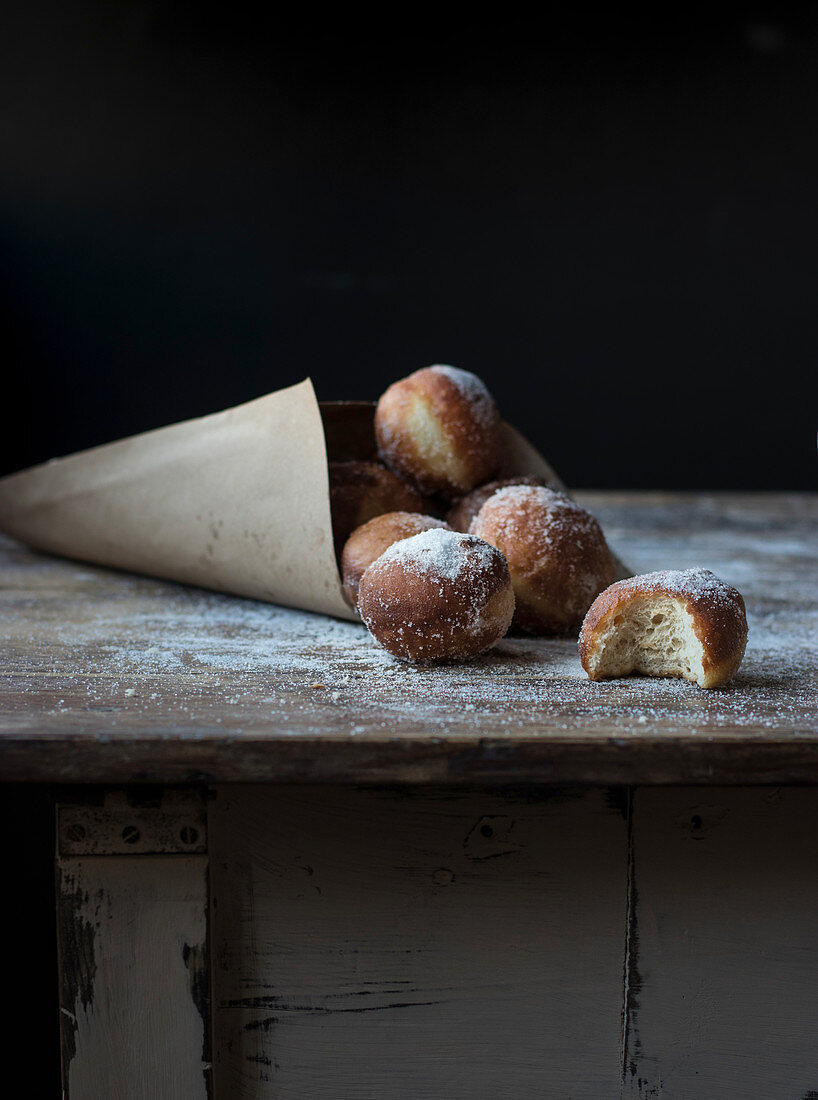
[624,787,818,1099]
[57,791,211,1098]
[209,785,629,1098]
[1,493,815,783]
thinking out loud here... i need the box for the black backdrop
[2,4,817,489]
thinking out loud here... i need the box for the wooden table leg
[56,788,211,1099]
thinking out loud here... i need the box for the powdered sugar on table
[1,492,816,783]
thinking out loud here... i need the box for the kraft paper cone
[0,378,593,621]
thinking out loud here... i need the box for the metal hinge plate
[58,789,207,856]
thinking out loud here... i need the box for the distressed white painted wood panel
[625,787,818,1100]
[58,854,210,1099]
[210,785,629,1099]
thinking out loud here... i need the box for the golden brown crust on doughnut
[329,460,427,556]
[470,485,616,634]
[341,511,450,609]
[578,569,748,688]
[374,365,504,499]
[357,528,514,661]
[446,476,562,532]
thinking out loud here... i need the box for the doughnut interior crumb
[582,594,706,685]
[579,568,748,689]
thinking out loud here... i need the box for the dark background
[2,3,816,489]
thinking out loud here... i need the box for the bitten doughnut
[579,568,748,689]
[446,475,562,532]
[329,460,427,555]
[470,485,616,634]
[357,528,515,661]
[375,365,504,499]
[341,511,450,609]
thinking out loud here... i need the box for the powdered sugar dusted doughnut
[375,365,504,499]
[357,528,514,661]
[329,460,428,556]
[470,485,616,634]
[446,475,562,532]
[579,568,748,689]
[341,511,450,610]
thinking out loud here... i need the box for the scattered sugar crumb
[1,510,815,741]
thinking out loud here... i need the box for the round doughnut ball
[446,475,564,532]
[470,485,616,635]
[358,528,515,661]
[375,365,504,499]
[329,460,427,555]
[341,511,450,609]
[579,568,748,689]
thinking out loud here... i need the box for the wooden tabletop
[1,491,815,785]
